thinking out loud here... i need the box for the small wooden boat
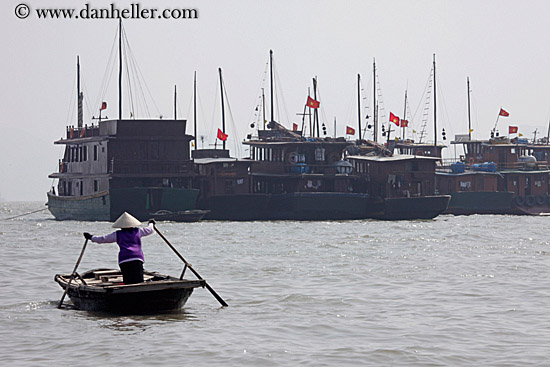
[149,209,210,222]
[54,268,205,313]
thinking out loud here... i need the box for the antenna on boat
[194,71,197,150]
[269,50,274,126]
[218,67,226,150]
[467,77,472,140]
[402,90,408,139]
[174,85,177,120]
[77,56,83,128]
[373,58,377,143]
[118,18,123,121]
[357,74,362,141]
[433,54,437,149]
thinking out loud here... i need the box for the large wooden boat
[47,120,199,221]
[347,154,450,220]
[438,135,550,215]
[47,23,199,221]
[54,269,204,313]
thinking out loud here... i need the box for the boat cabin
[347,155,439,198]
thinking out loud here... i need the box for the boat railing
[109,159,195,174]
[66,125,100,140]
[436,158,550,172]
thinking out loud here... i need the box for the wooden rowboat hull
[55,269,204,313]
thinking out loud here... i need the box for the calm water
[1,201,549,366]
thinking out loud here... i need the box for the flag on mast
[389,112,400,126]
[217,128,228,141]
[499,108,509,117]
[306,96,320,109]
[509,126,518,134]
[346,126,355,135]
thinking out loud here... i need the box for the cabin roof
[346,154,440,162]
[194,157,250,165]
[243,139,352,147]
[436,171,503,177]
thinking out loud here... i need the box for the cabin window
[94,180,98,192]
[79,147,83,162]
[237,178,244,185]
[151,142,159,160]
[68,181,72,196]
[83,146,88,161]
[94,145,98,161]
[459,181,471,191]
[511,148,516,154]
[315,147,325,161]
[79,180,83,195]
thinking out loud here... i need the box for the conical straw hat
[112,212,142,228]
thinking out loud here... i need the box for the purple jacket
[91,223,154,264]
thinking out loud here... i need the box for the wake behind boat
[54,269,204,313]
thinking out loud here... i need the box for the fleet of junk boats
[47,30,550,222]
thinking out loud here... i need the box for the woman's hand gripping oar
[58,238,89,308]
[153,224,228,307]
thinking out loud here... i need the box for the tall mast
[269,50,274,125]
[261,88,266,129]
[194,71,197,150]
[357,74,362,141]
[313,77,319,137]
[174,85,177,120]
[433,54,437,149]
[118,18,122,121]
[373,58,377,142]
[218,67,226,150]
[467,77,472,140]
[77,56,83,128]
[402,90,407,139]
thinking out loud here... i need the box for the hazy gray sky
[2,0,550,201]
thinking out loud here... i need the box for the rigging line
[436,76,455,143]
[81,80,94,123]
[208,80,220,145]
[196,85,209,145]
[248,61,269,132]
[123,40,136,119]
[94,29,118,115]
[123,30,161,118]
[64,71,77,126]
[221,79,242,157]
[272,62,291,126]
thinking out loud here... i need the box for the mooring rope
[3,206,49,221]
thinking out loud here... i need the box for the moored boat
[149,209,209,222]
[54,268,204,313]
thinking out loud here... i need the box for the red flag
[217,128,228,141]
[509,126,518,134]
[292,123,298,131]
[400,119,409,127]
[390,112,400,126]
[346,126,355,135]
[306,96,320,109]
[499,108,509,117]
[101,101,107,110]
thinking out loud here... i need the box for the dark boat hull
[149,209,209,222]
[444,191,515,215]
[372,195,451,220]
[48,187,199,221]
[197,194,271,221]
[55,269,204,313]
[266,192,371,220]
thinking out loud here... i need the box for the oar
[153,224,228,307]
[58,238,89,308]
